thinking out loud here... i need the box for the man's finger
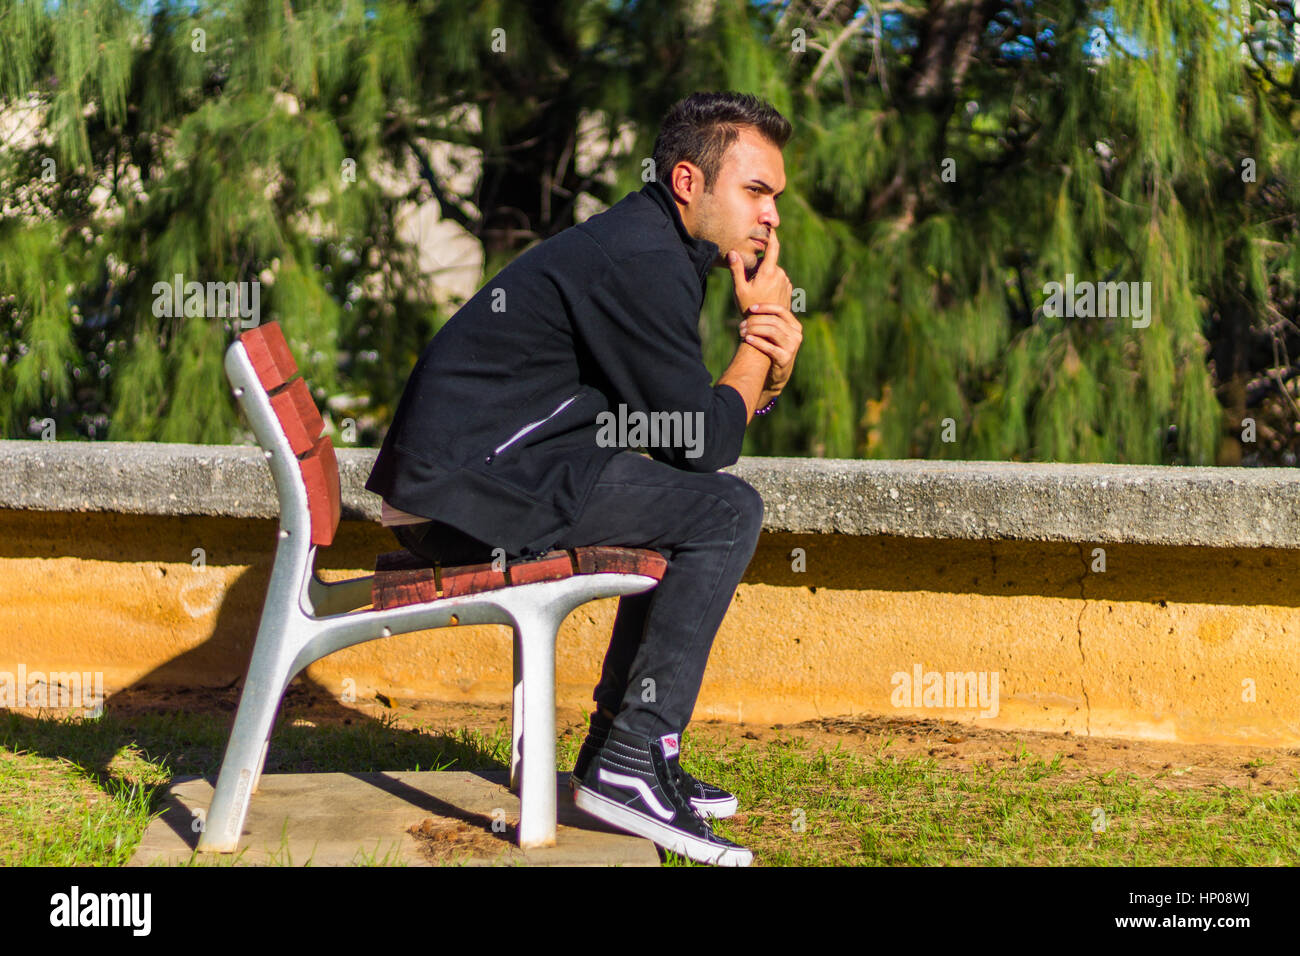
[741,320,792,340]
[744,334,793,366]
[745,303,796,316]
[758,227,780,274]
[743,328,799,356]
[727,250,748,289]
[745,304,802,330]
[742,322,794,346]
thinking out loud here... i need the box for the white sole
[692,794,739,819]
[574,785,752,867]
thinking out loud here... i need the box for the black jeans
[390,451,764,740]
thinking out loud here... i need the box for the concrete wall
[4,441,1300,745]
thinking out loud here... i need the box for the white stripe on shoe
[597,768,675,820]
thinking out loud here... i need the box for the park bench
[197,321,666,853]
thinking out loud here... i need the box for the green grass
[0,746,158,866]
[4,707,1299,866]
[0,706,516,867]
[666,731,1300,866]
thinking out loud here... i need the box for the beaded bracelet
[755,396,778,416]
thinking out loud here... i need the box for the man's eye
[748,186,760,194]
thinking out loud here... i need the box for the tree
[4,0,1300,467]
[680,0,1300,464]
[0,0,690,444]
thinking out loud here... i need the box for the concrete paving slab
[128,770,660,867]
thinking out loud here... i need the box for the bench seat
[372,547,669,609]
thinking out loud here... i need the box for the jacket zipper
[487,393,580,461]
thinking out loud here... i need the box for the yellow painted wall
[2,510,1298,745]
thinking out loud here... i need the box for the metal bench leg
[509,625,524,794]
[251,721,274,793]
[512,607,559,850]
[199,642,294,853]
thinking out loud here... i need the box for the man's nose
[760,201,779,231]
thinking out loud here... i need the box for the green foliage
[682,0,1300,464]
[1,0,1298,464]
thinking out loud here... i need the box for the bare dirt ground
[100,683,1300,794]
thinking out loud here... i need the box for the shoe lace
[667,759,709,823]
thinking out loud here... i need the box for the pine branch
[403,134,480,234]
[804,10,870,97]
[1241,30,1284,90]
[1268,325,1300,421]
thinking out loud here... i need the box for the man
[365,91,802,866]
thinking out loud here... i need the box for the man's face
[672,126,785,273]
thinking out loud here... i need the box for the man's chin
[736,251,760,277]
[716,250,760,275]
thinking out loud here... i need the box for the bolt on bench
[198,321,666,852]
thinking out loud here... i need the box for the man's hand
[739,302,802,396]
[728,227,792,315]
[717,227,799,421]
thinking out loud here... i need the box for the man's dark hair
[652,91,792,192]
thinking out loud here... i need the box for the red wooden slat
[507,551,575,585]
[372,571,439,609]
[240,322,298,392]
[270,377,325,455]
[575,547,668,580]
[440,562,507,597]
[298,435,340,547]
[370,546,667,611]
[371,551,438,609]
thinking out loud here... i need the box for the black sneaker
[568,708,613,793]
[574,727,752,866]
[674,768,739,819]
[569,712,738,819]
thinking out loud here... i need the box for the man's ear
[668,160,703,206]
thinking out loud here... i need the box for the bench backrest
[237,322,341,547]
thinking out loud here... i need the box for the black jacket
[364,179,749,556]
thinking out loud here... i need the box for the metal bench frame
[197,325,660,852]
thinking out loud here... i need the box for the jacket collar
[641,179,719,287]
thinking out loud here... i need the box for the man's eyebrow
[748,179,785,199]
